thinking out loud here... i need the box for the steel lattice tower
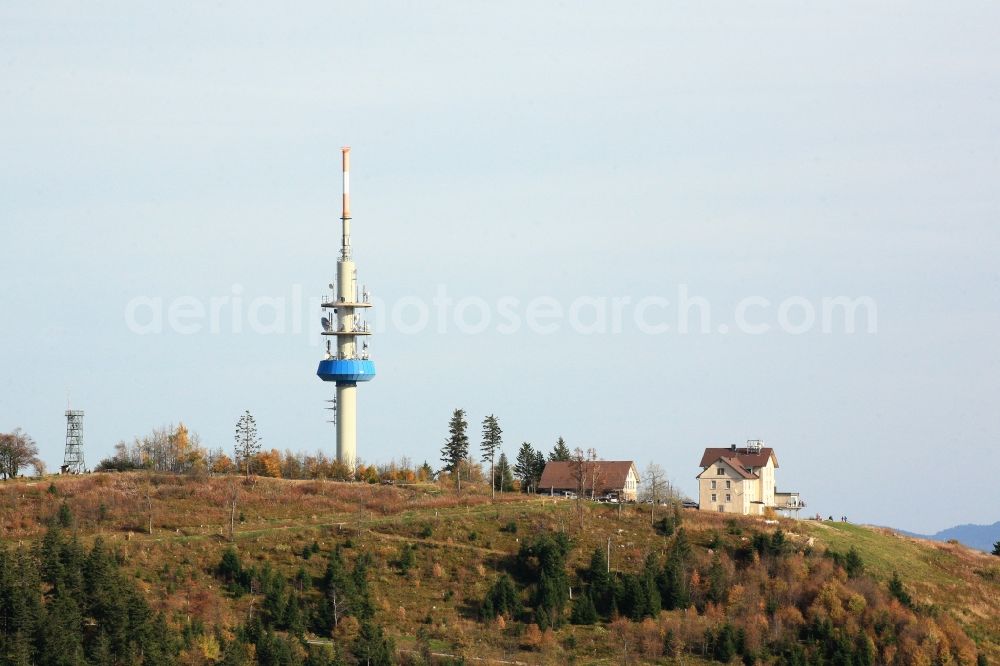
[62,410,85,474]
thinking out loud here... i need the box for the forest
[0,474,995,665]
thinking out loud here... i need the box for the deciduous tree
[642,462,667,525]
[0,428,39,480]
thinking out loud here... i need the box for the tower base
[336,383,357,470]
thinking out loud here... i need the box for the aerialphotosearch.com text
[124,284,877,340]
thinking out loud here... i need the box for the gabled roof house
[538,460,640,501]
[697,440,804,516]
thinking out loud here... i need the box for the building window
[710,480,716,489]
[717,467,725,475]
[726,494,732,502]
[725,480,731,489]
[718,505,725,512]
[711,494,717,502]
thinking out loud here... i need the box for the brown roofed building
[697,440,804,516]
[538,460,640,501]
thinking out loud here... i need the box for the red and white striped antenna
[341,146,351,260]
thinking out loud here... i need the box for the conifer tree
[888,571,913,607]
[570,591,598,625]
[641,552,662,617]
[659,529,692,610]
[440,409,469,492]
[549,436,571,461]
[586,546,614,616]
[480,414,502,499]
[234,410,260,478]
[706,552,728,604]
[496,452,515,492]
[352,621,395,666]
[514,442,537,493]
[533,450,546,489]
[480,574,522,620]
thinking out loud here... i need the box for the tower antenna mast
[316,147,376,470]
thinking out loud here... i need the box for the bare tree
[643,462,667,525]
[228,477,240,540]
[31,458,47,478]
[329,586,350,629]
[144,473,154,534]
[569,448,587,527]
[586,448,603,500]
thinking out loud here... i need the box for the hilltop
[1,472,997,664]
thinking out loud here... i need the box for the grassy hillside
[800,521,1000,654]
[1,472,997,664]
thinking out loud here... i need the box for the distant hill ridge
[897,520,1000,552]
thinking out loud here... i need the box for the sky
[2,2,998,534]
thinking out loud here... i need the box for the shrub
[845,547,864,579]
[397,543,417,574]
[657,515,675,537]
[216,547,251,594]
[888,571,913,607]
[56,502,74,528]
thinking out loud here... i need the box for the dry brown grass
[2,473,996,664]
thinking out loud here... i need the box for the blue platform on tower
[316,359,376,384]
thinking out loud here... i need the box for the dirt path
[365,527,509,556]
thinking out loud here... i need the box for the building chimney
[730,444,737,451]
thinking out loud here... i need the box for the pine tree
[641,552,661,617]
[496,452,515,492]
[518,534,571,627]
[316,547,355,633]
[586,547,614,616]
[993,540,1000,557]
[56,502,73,529]
[706,552,728,604]
[514,442,537,493]
[888,571,913,607]
[570,591,598,625]
[845,546,865,579]
[549,437,571,461]
[480,574,522,620]
[660,529,692,610]
[480,415,502,499]
[352,621,394,666]
[234,410,260,478]
[533,450,546,490]
[440,409,469,492]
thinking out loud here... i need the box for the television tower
[316,147,375,469]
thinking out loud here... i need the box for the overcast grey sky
[2,2,998,533]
